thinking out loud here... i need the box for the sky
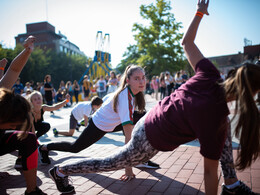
[0,0,259,68]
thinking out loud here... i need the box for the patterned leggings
[220,118,237,179]
[62,116,159,174]
[63,116,237,180]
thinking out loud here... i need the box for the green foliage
[0,45,87,89]
[118,0,186,78]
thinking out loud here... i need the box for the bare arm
[0,36,35,89]
[120,124,135,181]
[204,157,218,195]
[182,0,209,70]
[43,94,70,112]
[83,115,88,126]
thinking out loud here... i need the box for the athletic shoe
[25,186,47,195]
[14,157,23,171]
[51,111,54,115]
[79,120,85,126]
[221,181,259,195]
[38,145,51,164]
[53,128,58,136]
[48,166,75,193]
[135,160,160,169]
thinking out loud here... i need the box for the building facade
[15,21,85,56]
[208,44,260,75]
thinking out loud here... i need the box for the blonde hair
[223,63,260,170]
[113,65,145,113]
[27,91,42,107]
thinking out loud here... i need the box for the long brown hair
[223,63,260,170]
[0,88,32,140]
[113,65,145,113]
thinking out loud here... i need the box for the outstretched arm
[0,36,35,89]
[43,94,71,112]
[182,0,209,70]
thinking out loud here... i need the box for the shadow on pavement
[0,175,43,195]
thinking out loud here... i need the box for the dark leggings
[34,121,50,138]
[47,111,146,153]
[47,119,106,153]
[0,131,38,170]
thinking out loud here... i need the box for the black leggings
[0,131,38,170]
[34,121,50,138]
[47,111,146,153]
[47,119,106,153]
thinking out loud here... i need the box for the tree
[0,44,88,89]
[118,0,186,77]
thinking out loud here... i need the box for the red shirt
[145,58,229,160]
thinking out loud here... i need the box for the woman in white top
[39,65,146,191]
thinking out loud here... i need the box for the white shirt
[92,87,135,132]
[71,101,92,121]
[96,79,107,92]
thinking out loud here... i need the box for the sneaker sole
[48,168,75,194]
[135,164,160,169]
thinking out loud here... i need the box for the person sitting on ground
[0,36,46,195]
[53,96,103,137]
[47,1,260,194]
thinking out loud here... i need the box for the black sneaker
[221,181,259,195]
[49,166,75,193]
[136,160,160,169]
[75,124,80,131]
[25,186,47,195]
[38,145,51,164]
[14,157,23,171]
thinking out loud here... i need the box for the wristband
[196,11,204,18]
[65,99,69,103]
[0,67,4,70]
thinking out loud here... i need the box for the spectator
[82,75,91,101]
[95,75,107,98]
[44,75,54,114]
[107,71,118,94]
[72,80,80,104]
[12,77,24,95]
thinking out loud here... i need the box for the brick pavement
[1,95,260,194]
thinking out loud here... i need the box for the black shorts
[84,89,90,97]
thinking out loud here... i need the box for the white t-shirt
[96,79,107,92]
[92,87,135,132]
[71,101,92,121]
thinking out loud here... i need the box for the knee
[44,122,51,132]
[69,146,82,153]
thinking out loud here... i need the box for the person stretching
[48,1,260,194]
[39,65,146,193]
[52,96,103,136]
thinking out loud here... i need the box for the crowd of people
[145,70,189,101]
[1,1,260,195]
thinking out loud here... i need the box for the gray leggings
[63,116,237,180]
[63,116,158,174]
